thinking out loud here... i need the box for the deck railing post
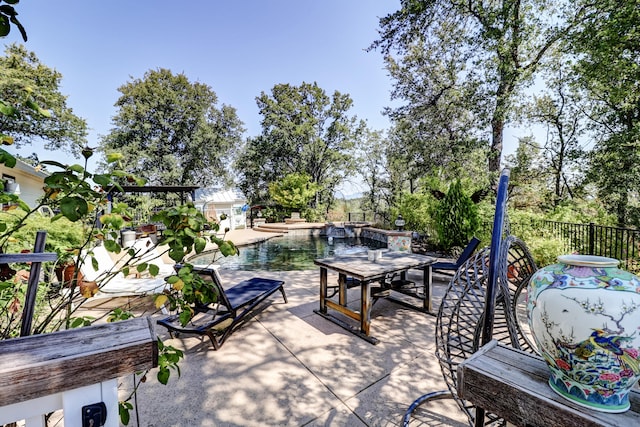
[588,222,595,255]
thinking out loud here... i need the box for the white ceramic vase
[527,254,640,413]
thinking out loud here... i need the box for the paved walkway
[118,229,469,426]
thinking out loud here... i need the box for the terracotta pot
[55,264,84,287]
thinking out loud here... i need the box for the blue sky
[4,1,400,171]
[4,1,525,196]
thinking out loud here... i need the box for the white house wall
[1,161,48,209]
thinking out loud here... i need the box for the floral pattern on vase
[527,254,640,413]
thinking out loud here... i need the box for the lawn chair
[430,236,481,278]
[157,266,287,350]
[403,170,538,427]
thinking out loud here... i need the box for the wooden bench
[157,267,287,350]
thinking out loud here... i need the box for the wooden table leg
[319,267,327,313]
[338,273,347,306]
[360,281,371,336]
[424,265,432,312]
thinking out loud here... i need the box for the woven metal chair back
[434,235,537,425]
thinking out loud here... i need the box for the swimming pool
[190,235,385,271]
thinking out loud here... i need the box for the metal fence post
[588,222,595,255]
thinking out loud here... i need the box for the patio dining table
[313,251,436,344]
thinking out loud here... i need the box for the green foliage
[107,307,134,323]
[546,200,617,226]
[433,180,479,249]
[571,0,640,226]
[100,68,244,187]
[236,81,361,206]
[0,210,84,265]
[371,0,580,174]
[393,191,434,234]
[526,236,565,268]
[268,173,319,211]
[156,338,184,385]
[0,0,26,41]
[0,44,88,154]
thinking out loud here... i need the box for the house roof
[2,158,50,179]
[195,187,246,204]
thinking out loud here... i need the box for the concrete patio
[119,267,469,426]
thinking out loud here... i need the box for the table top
[314,251,435,282]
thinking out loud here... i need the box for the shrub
[433,180,479,249]
[0,210,84,262]
[393,191,434,235]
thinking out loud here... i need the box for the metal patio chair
[403,170,538,427]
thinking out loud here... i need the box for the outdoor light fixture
[395,214,405,231]
[257,210,263,218]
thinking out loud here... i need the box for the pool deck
[104,226,469,426]
[121,270,466,426]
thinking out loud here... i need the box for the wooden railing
[0,317,157,427]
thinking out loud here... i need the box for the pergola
[114,185,200,204]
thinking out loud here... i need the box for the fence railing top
[0,316,157,407]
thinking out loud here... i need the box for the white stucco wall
[1,160,48,208]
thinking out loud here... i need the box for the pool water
[190,235,386,271]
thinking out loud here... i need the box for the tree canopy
[371,0,585,176]
[236,82,362,208]
[100,68,244,187]
[571,0,640,226]
[0,44,88,155]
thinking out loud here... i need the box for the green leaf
[157,367,170,385]
[0,100,17,116]
[194,237,206,254]
[0,15,9,38]
[40,160,67,169]
[219,241,238,257]
[92,174,112,187]
[149,263,160,276]
[104,239,121,253]
[119,401,132,425]
[0,148,16,167]
[179,310,192,326]
[59,196,88,222]
[136,263,148,273]
[106,152,124,163]
[68,164,84,173]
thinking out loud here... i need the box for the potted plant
[53,245,81,287]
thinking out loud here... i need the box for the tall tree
[525,64,585,205]
[504,136,549,210]
[236,82,361,210]
[354,128,389,221]
[571,0,640,226]
[0,44,88,155]
[101,68,244,186]
[371,0,585,174]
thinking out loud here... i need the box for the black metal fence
[511,220,640,270]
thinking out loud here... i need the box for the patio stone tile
[113,261,465,426]
[344,358,469,427]
[126,313,350,426]
[259,304,433,403]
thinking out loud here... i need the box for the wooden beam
[0,317,157,407]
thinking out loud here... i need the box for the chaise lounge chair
[156,266,287,350]
[429,236,481,279]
